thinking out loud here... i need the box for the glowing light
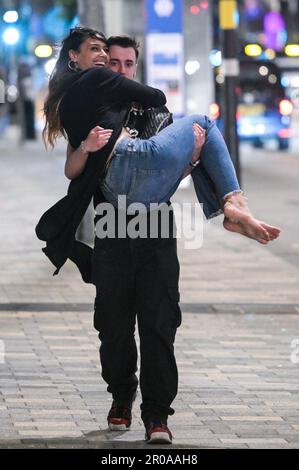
[200,1,209,9]
[3,10,18,23]
[281,76,289,87]
[255,124,265,134]
[185,60,200,75]
[44,58,57,75]
[216,74,225,84]
[34,45,53,58]
[268,74,277,84]
[7,85,18,103]
[259,66,268,76]
[209,103,220,120]
[264,11,286,51]
[241,124,254,135]
[281,116,290,125]
[278,128,292,138]
[2,27,20,45]
[190,5,200,15]
[285,44,299,57]
[290,76,299,87]
[209,49,222,67]
[265,48,276,60]
[244,44,262,57]
[279,99,293,116]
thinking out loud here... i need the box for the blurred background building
[0,0,299,151]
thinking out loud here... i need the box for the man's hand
[84,126,113,153]
[192,123,206,164]
[182,123,206,179]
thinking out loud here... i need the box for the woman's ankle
[223,191,249,209]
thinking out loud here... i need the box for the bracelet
[80,140,89,156]
[189,160,200,168]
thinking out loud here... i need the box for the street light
[3,27,20,46]
[34,45,53,59]
[185,60,200,75]
[244,44,262,57]
[3,11,19,23]
[209,49,222,67]
[285,44,299,57]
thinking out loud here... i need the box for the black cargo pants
[92,208,181,423]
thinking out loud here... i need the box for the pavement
[0,126,299,449]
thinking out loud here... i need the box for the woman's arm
[78,68,167,109]
[65,126,113,180]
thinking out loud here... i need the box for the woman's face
[69,37,109,71]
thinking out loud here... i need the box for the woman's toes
[258,238,269,245]
[260,223,281,239]
[261,228,270,241]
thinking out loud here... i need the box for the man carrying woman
[36,27,280,444]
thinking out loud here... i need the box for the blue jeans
[101,114,241,218]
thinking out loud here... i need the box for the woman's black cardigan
[35,68,166,283]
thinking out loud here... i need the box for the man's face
[108,45,137,80]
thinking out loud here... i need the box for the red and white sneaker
[145,418,173,444]
[107,394,136,431]
[107,401,132,431]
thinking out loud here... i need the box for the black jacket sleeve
[60,98,89,150]
[76,67,166,108]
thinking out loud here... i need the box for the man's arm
[65,126,113,180]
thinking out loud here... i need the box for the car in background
[211,60,293,150]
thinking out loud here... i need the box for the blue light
[234,10,240,27]
[43,6,73,41]
[281,76,289,88]
[69,16,80,29]
[209,49,222,67]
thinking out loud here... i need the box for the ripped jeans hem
[222,189,243,201]
[207,208,224,220]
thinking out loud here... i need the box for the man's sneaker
[107,393,136,431]
[145,418,173,444]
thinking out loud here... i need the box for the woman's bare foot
[223,193,281,243]
[223,218,268,244]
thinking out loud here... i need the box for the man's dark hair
[107,35,140,61]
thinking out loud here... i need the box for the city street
[0,127,299,449]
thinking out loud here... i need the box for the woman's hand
[65,126,113,180]
[84,126,113,152]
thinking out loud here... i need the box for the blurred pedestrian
[17,62,36,140]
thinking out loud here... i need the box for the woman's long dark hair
[43,26,106,148]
